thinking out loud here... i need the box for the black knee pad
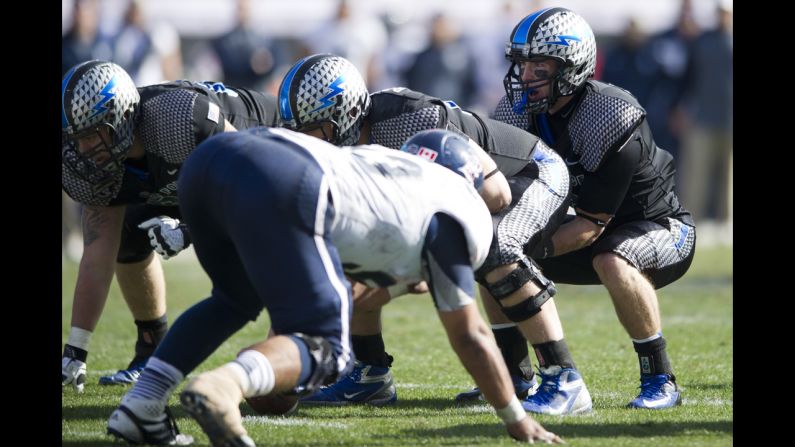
[287,333,339,396]
[484,257,556,322]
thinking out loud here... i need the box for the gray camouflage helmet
[278,54,371,146]
[62,60,140,184]
[503,8,596,113]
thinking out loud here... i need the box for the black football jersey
[493,80,693,227]
[367,88,540,177]
[62,81,279,207]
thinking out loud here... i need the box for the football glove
[62,344,87,393]
[138,216,191,260]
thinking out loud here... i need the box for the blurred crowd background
[62,0,732,260]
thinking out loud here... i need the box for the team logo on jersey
[199,81,239,97]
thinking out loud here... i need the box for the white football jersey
[266,128,493,288]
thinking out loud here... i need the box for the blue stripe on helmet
[279,55,315,122]
[62,66,78,129]
[512,8,553,44]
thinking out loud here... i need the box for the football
[244,393,299,416]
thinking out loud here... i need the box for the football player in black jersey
[494,7,696,410]
[278,54,593,415]
[61,60,279,392]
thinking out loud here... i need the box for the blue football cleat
[455,374,539,402]
[300,361,396,405]
[99,359,147,386]
[522,366,592,415]
[627,374,682,409]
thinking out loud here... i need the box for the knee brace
[286,333,338,396]
[484,256,556,322]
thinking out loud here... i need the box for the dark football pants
[153,131,352,377]
[537,217,696,289]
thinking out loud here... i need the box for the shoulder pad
[369,90,442,149]
[491,95,531,130]
[371,87,428,100]
[138,89,199,164]
[568,82,645,172]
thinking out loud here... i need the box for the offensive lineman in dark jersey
[493,8,696,410]
[61,60,279,392]
[277,54,593,414]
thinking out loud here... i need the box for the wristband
[496,395,527,425]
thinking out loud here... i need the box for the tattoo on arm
[82,208,107,246]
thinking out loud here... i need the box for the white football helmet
[503,8,596,113]
[62,60,140,184]
[278,54,370,146]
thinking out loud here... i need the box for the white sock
[632,332,662,344]
[122,357,184,420]
[67,327,92,351]
[490,323,517,330]
[226,350,275,398]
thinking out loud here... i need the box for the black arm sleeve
[576,138,642,216]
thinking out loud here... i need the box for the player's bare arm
[72,205,126,331]
[550,208,611,256]
[437,304,562,444]
[473,139,511,213]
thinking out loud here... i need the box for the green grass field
[62,245,732,446]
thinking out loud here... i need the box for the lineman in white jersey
[107,127,562,445]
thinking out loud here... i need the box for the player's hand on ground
[506,417,564,444]
[62,345,87,393]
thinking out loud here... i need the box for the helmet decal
[89,75,119,119]
[311,73,346,113]
[401,129,484,191]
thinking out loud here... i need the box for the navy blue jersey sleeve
[423,213,477,312]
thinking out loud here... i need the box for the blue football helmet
[62,60,140,184]
[503,7,596,113]
[400,129,484,191]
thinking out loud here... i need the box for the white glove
[138,216,191,260]
[62,346,87,393]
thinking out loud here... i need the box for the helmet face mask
[62,60,140,184]
[400,129,484,191]
[503,7,596,114]
[278,54,371,146]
